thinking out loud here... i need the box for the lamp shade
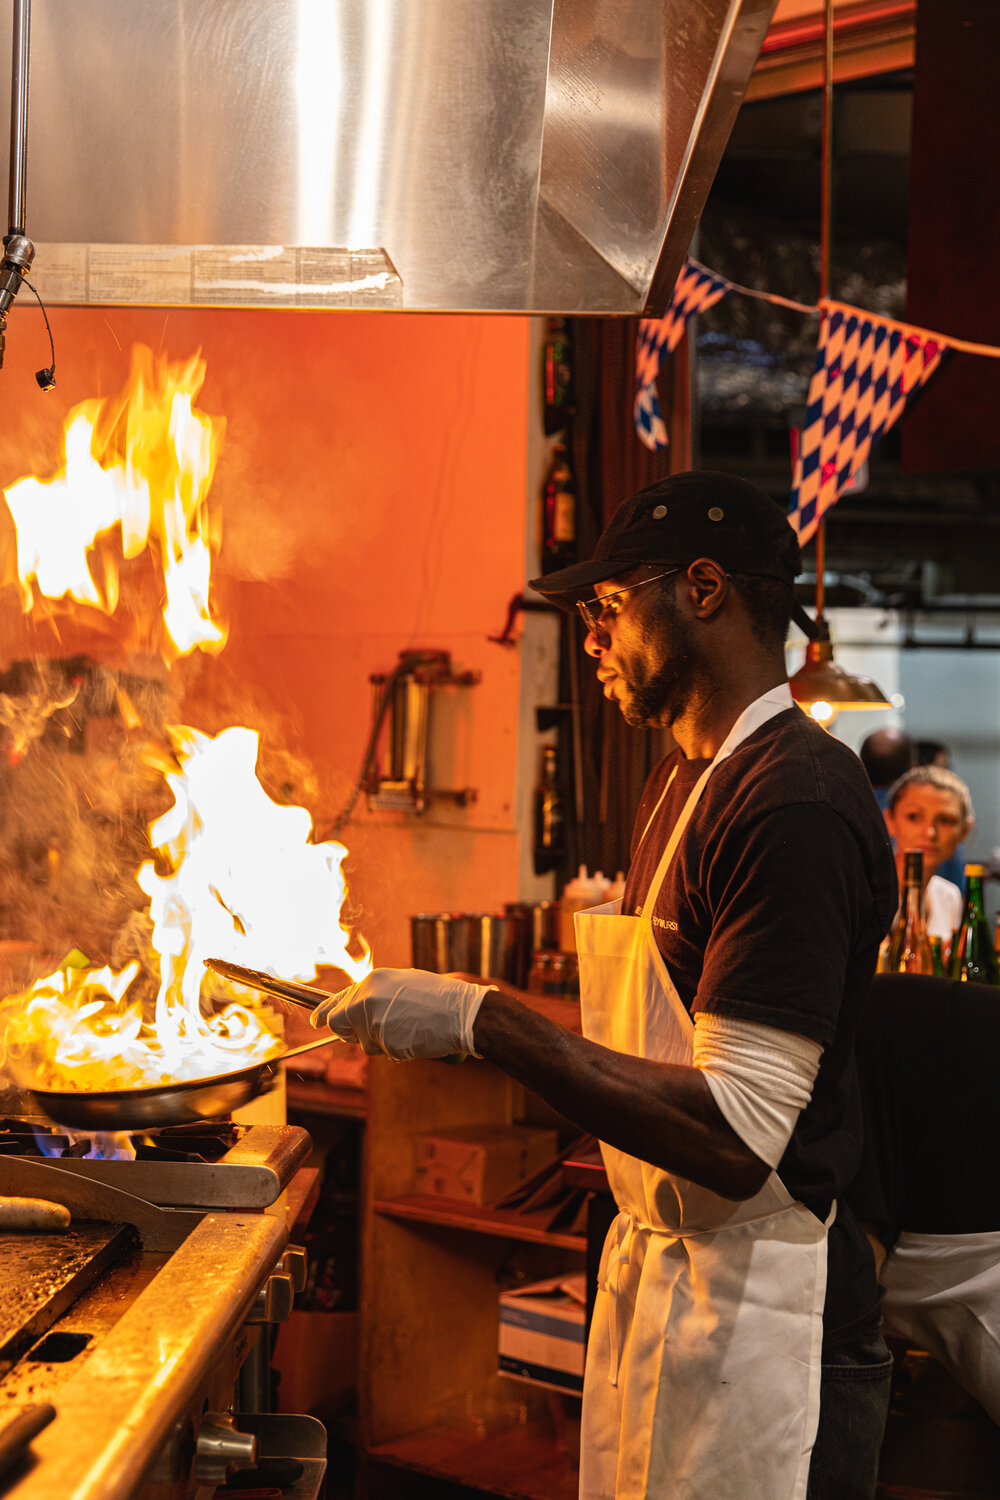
[789,638,891,715]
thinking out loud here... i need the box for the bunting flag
[788,302,946,544]
[634,261,730,450]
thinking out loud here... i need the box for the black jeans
[806,1329,894,1500]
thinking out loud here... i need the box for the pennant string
[674,266,1000,357]
[634,258,1000,538]
[687,259,819,316]
[820,298,1000,360]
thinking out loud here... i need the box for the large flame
[0,725,370,1094]
[3,346,226,659]
[0,344,372,1104]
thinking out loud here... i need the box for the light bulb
[809,700,836,725]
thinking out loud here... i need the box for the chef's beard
[617,587,703,729]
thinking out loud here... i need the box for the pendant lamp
[790,600,891,726]
[788,0,891,729]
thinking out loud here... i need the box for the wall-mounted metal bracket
[365,650,480,816]
[488,592,561,647]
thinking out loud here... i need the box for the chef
[312,471,897,1499]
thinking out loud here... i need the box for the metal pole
[819,0,834,302]
[814,520,826,619]
[8,0,31,234]
[814,0,834,621]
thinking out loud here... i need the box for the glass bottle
[886,850,936,974]
[876,935,891,974]
[540,444,576,574]
[542,317,574,435]
[929,937,946,979]
[949,864,1000,985]
[533,744,566,876]
[527,950,554,995]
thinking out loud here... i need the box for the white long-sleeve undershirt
[692,1011,823,1169]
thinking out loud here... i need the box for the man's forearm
[472,988,771,1201]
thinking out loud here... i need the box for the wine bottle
[876,935,891,974]
[929,937,946,978]
[886,850,936,974]
[542,317,574,435]
[540,444,576,573]
[533,744,566,876]
[949,863,999,985]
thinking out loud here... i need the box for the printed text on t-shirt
[635,907,679,931]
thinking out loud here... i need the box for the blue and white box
[498,1274,587,1394]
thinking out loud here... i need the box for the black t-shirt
[849,973,1000,1250]
[623,705,897,1344]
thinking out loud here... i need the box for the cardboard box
[413,1124,558,1205]
[498,1274,586,1394]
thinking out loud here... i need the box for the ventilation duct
[2,0,777,313]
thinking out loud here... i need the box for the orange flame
[0,724,370,1094]
[0,344,372,1102]
[2,346,226,659]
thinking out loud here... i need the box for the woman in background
[883,765,974,947]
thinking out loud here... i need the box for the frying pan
[20,959,350,1131]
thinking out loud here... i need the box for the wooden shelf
[372,1193,586,1252]
[368,1417,579,1500]
[360,1036,588,1499]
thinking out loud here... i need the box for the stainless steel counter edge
[3,1210,288,1500]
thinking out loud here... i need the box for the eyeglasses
[576,568,680,640]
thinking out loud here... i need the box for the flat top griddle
[0,1222,135,1379]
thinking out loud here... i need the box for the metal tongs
[203,957,345,1013]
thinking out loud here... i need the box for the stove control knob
[194,1413,257,1483]
[280,1245,308,1293]
[247,1270,294,1324]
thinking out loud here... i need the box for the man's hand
[308,967,494,1060]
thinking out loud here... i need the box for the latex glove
[308,967,493,1061]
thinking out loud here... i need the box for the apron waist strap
[600,1209,643,1387]
[600,1200,835,1387]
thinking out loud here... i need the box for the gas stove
[0,1119,312,1208]
[0,1131,325,1498]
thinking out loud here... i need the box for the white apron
[577,686,830,1500]
[880,1229,1000,1426]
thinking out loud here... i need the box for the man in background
[859,728,916,810]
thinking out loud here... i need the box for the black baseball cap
[530,471,801,606]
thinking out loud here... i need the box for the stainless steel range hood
[2,0,776,315]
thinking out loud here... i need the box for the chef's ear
[685,558,729,618]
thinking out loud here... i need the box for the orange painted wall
[0,306,534,967]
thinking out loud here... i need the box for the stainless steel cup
[410,913,459,974]
[411,910,522,983]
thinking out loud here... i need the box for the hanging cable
[22,278,55,388]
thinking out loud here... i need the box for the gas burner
[0,1117,245,1161]
[0,1120,310,1208]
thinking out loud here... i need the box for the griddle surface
[0,1223,134,1377]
